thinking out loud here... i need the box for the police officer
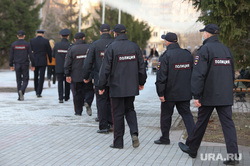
[99,24,147,149]
[30,30,52,97]
[64,32,92,116]
[178,24,239,165]
[83,24,113,134]
[155,32,195,145]
[53,29,72,103]
[9,30,35,100]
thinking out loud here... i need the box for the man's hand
[139,85,144,90]
[10,67,14,71]
[31,67,35,71]
[99,89,105,95]
[194,99,201,107]
[83,79,90,83]
[66,77,71,83]
[159,96,165,102]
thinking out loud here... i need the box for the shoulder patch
[194,56,199,65]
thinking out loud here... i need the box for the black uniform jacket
[156,43,193,101]
[83,33,113,86]
[53,38,72,73]
[98,34,147,97]
[30,36,52,66]
[64,40,89,83]
[9,39,35,67]
[192,36,235,106]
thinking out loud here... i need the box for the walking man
[99,24,147,149]
[155,32,195,145]
[9,30,35,100]
[30,29,52,97]
[53,29,71,103]
[178,24,239,165]
[83,24,113,134]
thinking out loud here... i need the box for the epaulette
[105,41,113,48]
[184,49,191,53]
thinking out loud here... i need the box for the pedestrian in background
[47,39,56,88]
[9,30,35,101]
[64,32,92,116]
[53,29,72,103]
[178,24,239,165]
[30,29,52,97]
[99,24,147,149]
[83,24,113,134]
[155,32,195,145]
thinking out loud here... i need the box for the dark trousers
[111,96,138,148]
[15,63,29,95]
[84,81,94,107]
[186,105,238,154]
[47,65,56,84]
[57,73,70,100]
[71,81,94,115]
[160,101,195,143]
[95,86,112,130]
[34,66,46,95]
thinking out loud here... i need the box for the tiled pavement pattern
[0,69,249,166]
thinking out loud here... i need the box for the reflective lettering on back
[57,49,68,54]
[76,54,87,59]
[14,45,26,50]
[214,58,231,66]
[174,62,190,70]
[100,51,104,57]
[118,54,136,62]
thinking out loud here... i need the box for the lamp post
[78,0,82,32]
[102,0,105,24]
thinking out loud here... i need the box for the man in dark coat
[83,24,113,134]
[53,28,72,103]
[178,24,239,165]
[9,30,35,100]
[155,32,195,145]
[99,24,147,149]
[30,30,52,97]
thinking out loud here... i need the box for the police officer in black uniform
[64,32,92,116]
[30,29,52,97]
[178,24,239,165]
[99,24,147,149]
[53,29,72,103]
[155,32,195,145]
[83,24,113,134]
[9,30,35,100]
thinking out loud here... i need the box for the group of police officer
[9,23,239,165]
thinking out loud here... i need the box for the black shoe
[97,129,109,134]
[154,139,170,145]
[109,144,123,149]
[84,102,92,116]
[59,100,63,103]
[223,159,239,165]
[108,125,113,131]
[75,113,82,116]
[37,94,42,98]
[18,90,24,101]
[95,117,99,122]
[132,135,140,148]
[65,99,69,101]
[178,142,197,158]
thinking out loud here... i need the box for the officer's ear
[100,31,102,35]
[83,37,86,40]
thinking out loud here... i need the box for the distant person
[64,32,92,116]
[149,47,159,59]
[30,29,52,97]
[155,32,195,145]
[9,30,35,101]
[191,45,199,58]
[178,24,239,165]
[47,39,56,87]
[83,24,113,133]
[53,29,72,103]
[98,24,147,149]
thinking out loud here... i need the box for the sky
[98,0,204,33]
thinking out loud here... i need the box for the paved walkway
[0,69,249,166]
